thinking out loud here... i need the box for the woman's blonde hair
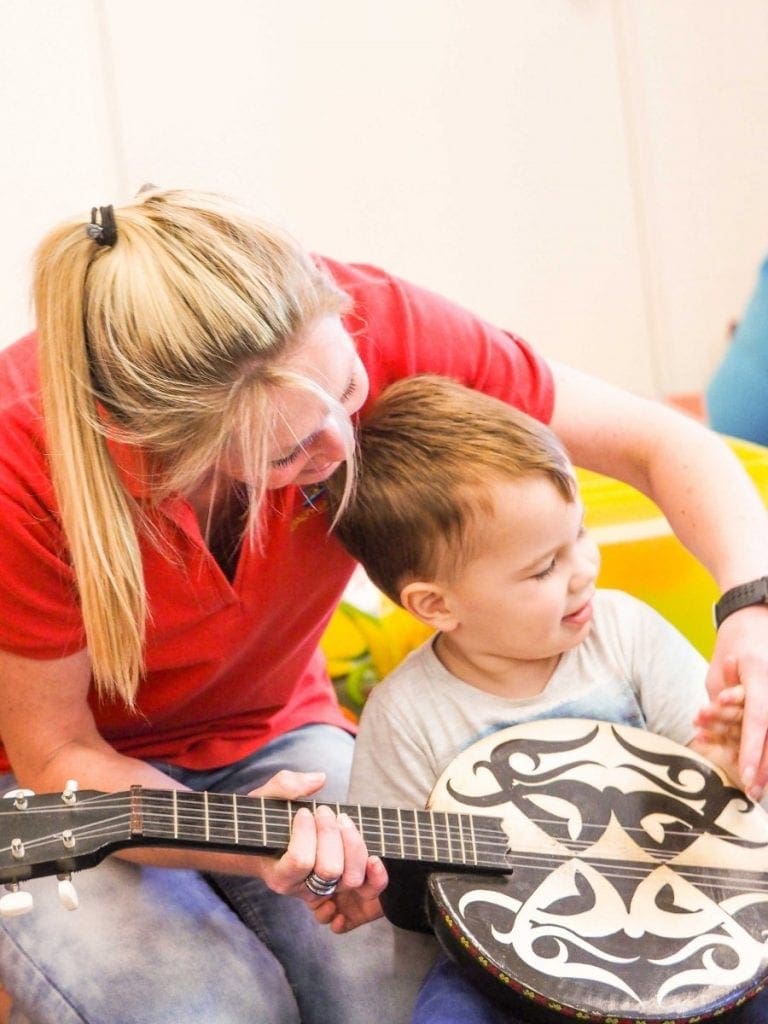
[35,187,352,703]
[326,375,576,603]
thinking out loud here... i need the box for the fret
[205,793,236,845]
[261,799,291,849]
[175,792,208,843]
[402,809,418,859]
[457,812,466,863]
[129,784,143,835]
[428,809,450,863]
[120,788,508,870]
[429,809,439,862]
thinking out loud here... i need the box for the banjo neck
[0,785,513,886]
[128,787,513,871]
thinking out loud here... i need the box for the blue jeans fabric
[412,955,768,1024]
[0,725,439,1024]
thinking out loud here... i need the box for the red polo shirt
[0,259,553,771]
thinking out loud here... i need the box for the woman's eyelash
[270,380,356,469]
[271,429,322,469]
[340,378,358,403]
[271,449,301,469]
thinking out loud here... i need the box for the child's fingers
[717,684,745,707]
[710,704,744,728]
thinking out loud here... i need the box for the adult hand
[247,770,386,910]
[706,608,768,801]
[311,851,387,933]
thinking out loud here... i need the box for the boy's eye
[533,558,556,580]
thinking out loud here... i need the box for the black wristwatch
[714,576,768,628]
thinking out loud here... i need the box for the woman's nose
[305,419,349,464]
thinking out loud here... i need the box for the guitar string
[3,794,763,860]
[0,799,720,865]
[5,799,768,894]
[82,792,768,861]
[6,819,768,898]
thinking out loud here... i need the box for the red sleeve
[0,337,86,658]
[322,257,555,422]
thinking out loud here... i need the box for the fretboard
[130,787,512,870]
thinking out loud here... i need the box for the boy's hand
[693,656,746,789]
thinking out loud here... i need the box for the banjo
[1,718,766,1022]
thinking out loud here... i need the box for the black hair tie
[86,205,118,247]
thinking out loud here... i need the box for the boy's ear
[399,581,458,631]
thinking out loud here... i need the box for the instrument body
[426,719,768,1022]
[1,719,766,1021]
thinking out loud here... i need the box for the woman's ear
[400,581,458,631]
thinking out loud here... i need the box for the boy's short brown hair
[326,375,576,604]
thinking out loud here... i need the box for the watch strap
[714,576,768,628]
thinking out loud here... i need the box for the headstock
[0,782,130,917]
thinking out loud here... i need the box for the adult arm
[550,361,768,798]
[0,647,382,900]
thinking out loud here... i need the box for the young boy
[325,375,753,1024]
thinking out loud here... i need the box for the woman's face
[225,315,369,490]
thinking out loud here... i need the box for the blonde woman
[0,188,767,1024]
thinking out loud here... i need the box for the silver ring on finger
[304,871,340,897]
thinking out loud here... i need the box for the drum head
[426,719,768,1022]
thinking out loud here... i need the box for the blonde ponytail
[34,189,350,703]
[36,225,146,703]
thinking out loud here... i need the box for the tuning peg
[61,780,79,805]
[0,885,33,918]
[3,788,35,810]
[57,875,79,911]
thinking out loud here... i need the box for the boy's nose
[569,549,600,592]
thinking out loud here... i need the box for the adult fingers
[248,769,327,801]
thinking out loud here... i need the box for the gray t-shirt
[349,589,708,810]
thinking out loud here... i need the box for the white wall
[2,0,767,399]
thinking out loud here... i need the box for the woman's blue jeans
[0,725,439,1024]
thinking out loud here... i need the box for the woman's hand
[310,847,387,934]
[707,610,768,801]
[247,770,387,924]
